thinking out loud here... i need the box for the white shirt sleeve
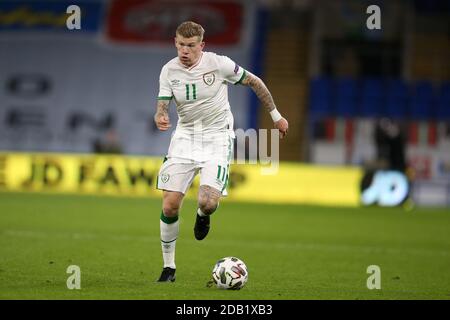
[157,65,173,100]
[217,55,246,85]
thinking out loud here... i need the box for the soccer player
[155,21,288,282]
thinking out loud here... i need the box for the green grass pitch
[0,192,449,300]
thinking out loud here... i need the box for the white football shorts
[156,133,234,195]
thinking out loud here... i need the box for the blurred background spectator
[92,128,123,154]
[374,118,407,172]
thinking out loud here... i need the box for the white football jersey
[157,51,246,139]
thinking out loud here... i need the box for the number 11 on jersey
[217,165,227,182]
[185,84,197,100]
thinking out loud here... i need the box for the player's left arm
[240,71,289,139]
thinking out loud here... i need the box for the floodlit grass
[1,192,449,299]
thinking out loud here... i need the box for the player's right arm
[154,100,171,131]
[155,64,173,131]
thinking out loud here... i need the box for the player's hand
[274,117,288,139]
[154,114,172,131]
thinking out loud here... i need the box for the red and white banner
[105,0,243,45]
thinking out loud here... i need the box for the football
[211,256,248,290]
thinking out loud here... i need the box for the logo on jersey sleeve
[202,72,216,86]
[234,63,240,74]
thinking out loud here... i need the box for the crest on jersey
[203,72,215,86]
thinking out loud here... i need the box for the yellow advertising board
[0,152,363,207]
[227,163,363,206]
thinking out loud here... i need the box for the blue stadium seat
[334,77,357,117]
[360,77,384,117]
[436,81,450,119]
[410,81,435,120]
[385,79,409,119]
[309,77,332,117]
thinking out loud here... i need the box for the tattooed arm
[154,100,172,131]
[240,71,276,112]
[240,71,289,138]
